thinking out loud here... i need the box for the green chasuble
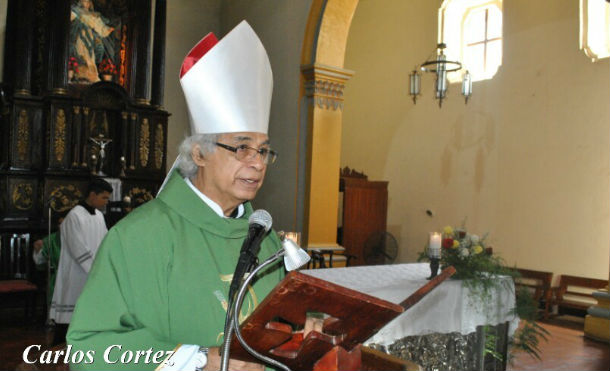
[36,232,61,306]
[67,172,283,370]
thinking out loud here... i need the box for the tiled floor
[508,316,609,371]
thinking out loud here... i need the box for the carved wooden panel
[139,116,151,168]
[43,177,88,216]
[48,103,73,169]
[128,111,138,171]
[153,118,166,171]
[122,181,157,209]
[125,111,167,177]
[10,102,43,170]
[15,109,29,164]
[0,102,9,169]
[71,105,83,168]
[1,176,39,221]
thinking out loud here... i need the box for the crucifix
[89,134,113,176]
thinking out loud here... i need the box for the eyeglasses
[215,142,278,165]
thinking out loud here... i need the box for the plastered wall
[342,0,610,280]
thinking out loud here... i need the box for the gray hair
[177,133,220,179]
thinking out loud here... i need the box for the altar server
[68,21,281,371]
[50,178,112,345]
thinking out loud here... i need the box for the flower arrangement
[98,58,118,75]
[437,225,513,282]
[419,224,548,362]
[68,57,79,73]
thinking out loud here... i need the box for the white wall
[342,0,610,280]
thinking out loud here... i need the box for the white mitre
[158,20,273,193]
[180,20,273,135]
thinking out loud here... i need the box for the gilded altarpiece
[0,0,169,233]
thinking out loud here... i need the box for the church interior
[0,0,609,370]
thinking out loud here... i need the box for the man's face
[88,191,111,211]
[195,132,270,212]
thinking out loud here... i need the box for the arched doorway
[297,0,358,251]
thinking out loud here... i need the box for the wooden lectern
[230,266,456,371]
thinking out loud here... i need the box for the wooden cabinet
[338,169,388,266]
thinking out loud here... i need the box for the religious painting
[68,0,128,85]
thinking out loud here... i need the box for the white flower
[470,235,480,244]
[458,247,470,258]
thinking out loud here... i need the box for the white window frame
[580,0,610,61]
[439,0,503,83]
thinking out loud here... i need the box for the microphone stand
[221,249,291,371]
[46,206,52,324]
[221,218,268,371]
[220,252,258,371]
[45,198,56,326]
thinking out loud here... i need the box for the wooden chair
[550,275,609,317]
[306,249,358,269]
[514,268,553,319]
[307,250,328,269]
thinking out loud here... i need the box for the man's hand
[33,240,43,253]
[204,347,264,371]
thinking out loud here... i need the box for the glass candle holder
[428,232,442,258]
[428,232,442,279]
[284,232,301,246]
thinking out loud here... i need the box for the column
[300,63,353,250]
[132,0,152,105]
[47,0,71,95]
[150,0,166,107]
[13,0,35,96]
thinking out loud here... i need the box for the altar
[303,263,519,370]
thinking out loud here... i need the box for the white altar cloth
[302,263,519,346]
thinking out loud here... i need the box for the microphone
[228,210,272,303]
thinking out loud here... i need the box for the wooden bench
[514,268,553,319]
[551,275,609,317]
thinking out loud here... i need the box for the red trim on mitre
[179,32,219,78]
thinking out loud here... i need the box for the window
[580,0,610,61]
[439,0,503,83]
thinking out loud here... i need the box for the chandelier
[409,43,472,107]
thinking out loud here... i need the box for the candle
[428,232,442,258]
